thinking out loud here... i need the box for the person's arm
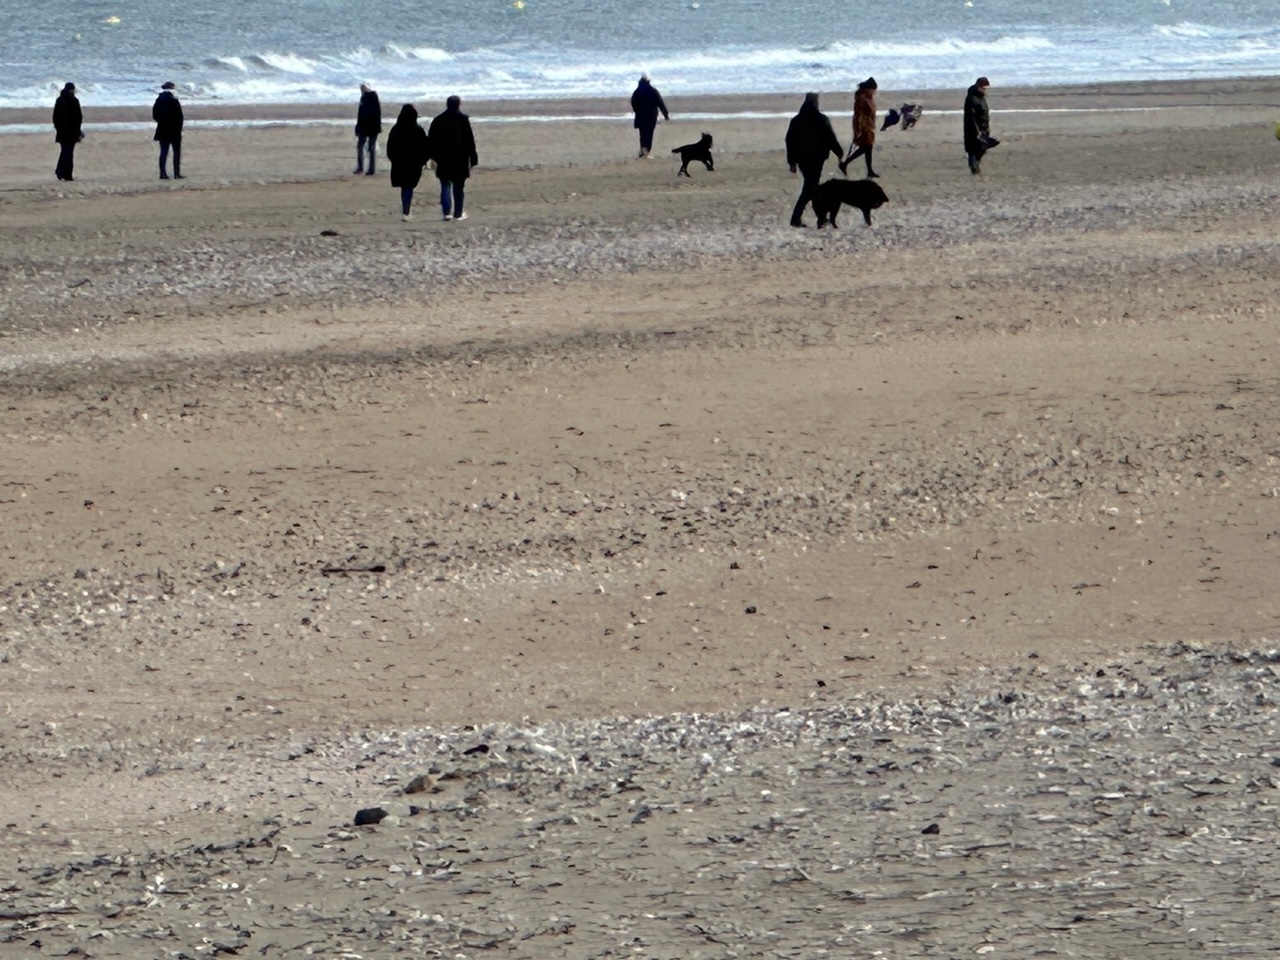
[658,92,669,120]
[465,118,478,168]
[825,118,842,160]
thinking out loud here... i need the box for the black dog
[672,132,714,176]
[813,177,889,228]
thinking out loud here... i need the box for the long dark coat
[356,90,382,137]
[386,105,429,189]
[963,84,990,155]
[427,106,478,182]
[53,90,83,144]
[152,90,184,142]
[630,79,669,129]
[785,98,842,166]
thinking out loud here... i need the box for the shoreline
[4,75,1280,128]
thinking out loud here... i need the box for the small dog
[672,132,714,176]
[813,177,889,228]
[881,103,923,131]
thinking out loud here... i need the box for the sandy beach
[3,78,1280,956]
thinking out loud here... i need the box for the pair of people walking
[784,79,879,228]
[386,95,478,222]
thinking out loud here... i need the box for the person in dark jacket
[152,81,185,179]
[629,73,669,158]
[52,82,83,182]
[838,77,879,178]
[385,103,430,221]
[354,82,382,175]
[963,76,992,175]
[427,95,478,222]
[785,92,843,228]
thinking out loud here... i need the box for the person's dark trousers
[790,159,825,225]
[357,134,377,174]
[55,142,75,181]
[968,151,983,174]
[842,144,875,177]
[637,122,656,156]
[400,187,414,216]
[440,180,465,218]
[159,140,182,179]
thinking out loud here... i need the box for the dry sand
[2,79,1280,957]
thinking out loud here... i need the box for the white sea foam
[4,1,1280,109]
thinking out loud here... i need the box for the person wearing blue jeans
[385,103,428,221]
[427,95,478,221]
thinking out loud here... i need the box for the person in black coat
[963,76,992,175]
[785,92,843,227]
[354,82,382,175]
[52,82,83,182]
[629,73,669,158]
[427,96,478,221]
[385,103,430,221]
[152,81,185,179]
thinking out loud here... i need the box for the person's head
[360,82,371,93]
[802,91,820,111]
[161,81,175,91]
[446,94,461,111]
[976,76,990,89]
[397,103,418,123]
[62,82,76,94]
[640,72,650,83]
[864,76,877,90]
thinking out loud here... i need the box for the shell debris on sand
[3,644,1280,957]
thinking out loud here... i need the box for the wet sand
[2,78,1280,957]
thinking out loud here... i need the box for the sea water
[2,0,1278,109]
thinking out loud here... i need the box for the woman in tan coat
[838,77,879,178]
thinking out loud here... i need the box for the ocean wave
[4,25,1280,109]
[1155,22,1215,39]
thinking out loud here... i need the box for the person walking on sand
[838,77,879,178]
[785,92,843,228]
[52,82,83,182]
[385,103,429,221]
[963,76,993,175]
[354,81,382,175]
[427,95,478,222]
[152,81,185,180]
[630,72,669,158]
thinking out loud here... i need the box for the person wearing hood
[838,77,879,178]
[963,76,992,175]
[354,82,382,175]
[629,73,669,159]
[152,81,185,179]
[52,82,83,182]
[385,103,430,221]
[784,92,843,228]
[427,95,478,222]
